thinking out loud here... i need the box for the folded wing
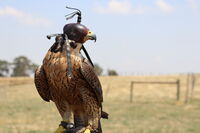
[80,59,103,106]
[34,65,51,102]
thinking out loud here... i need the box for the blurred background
[0,0,200,133]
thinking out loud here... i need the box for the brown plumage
[34,32,107,133]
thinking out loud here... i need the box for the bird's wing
[34,65,51,102]
[80,59,103,105]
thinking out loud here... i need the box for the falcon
[34,23,108,133]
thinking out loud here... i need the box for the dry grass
[0,77,33,87]
[0,75,200,133]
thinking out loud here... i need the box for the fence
[130,80,180,103]
[185,73,197,103]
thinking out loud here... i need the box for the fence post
[130,82,134,103]
[190,73,196,101]
[176,80,180,101]
[185,73,190,104]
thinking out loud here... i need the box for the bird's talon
[90,130,98,133]
[63,129,75,133]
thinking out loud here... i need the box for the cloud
[95,0,131,14]
[95,0,145,15]
[95,0,177,15]
[187,0,198,9]
[155,0,175,13]
[0,7,51,26]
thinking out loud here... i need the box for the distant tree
[0,60,10,77]
[30,63,39,73]
[11,56,38,77]
[108,69,118,76]
[94,64,103,76]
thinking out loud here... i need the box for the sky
[0,0,200,75]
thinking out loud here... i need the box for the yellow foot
[54,125,65,133]
[84,129,91,133]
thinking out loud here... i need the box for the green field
[0,75,200,133]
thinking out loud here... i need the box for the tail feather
[101,111,109,119]
[98,120,102,133]
[97,111,108,133]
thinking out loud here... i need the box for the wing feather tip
[101,111,109,119]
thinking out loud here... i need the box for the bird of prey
[34,23,108,133]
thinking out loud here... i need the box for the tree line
[0,56,118,77]
[94,64,118,76]
[0,56,38,77]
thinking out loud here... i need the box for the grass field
[0,75,200,133]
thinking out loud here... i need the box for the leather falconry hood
[63,23,89,44]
